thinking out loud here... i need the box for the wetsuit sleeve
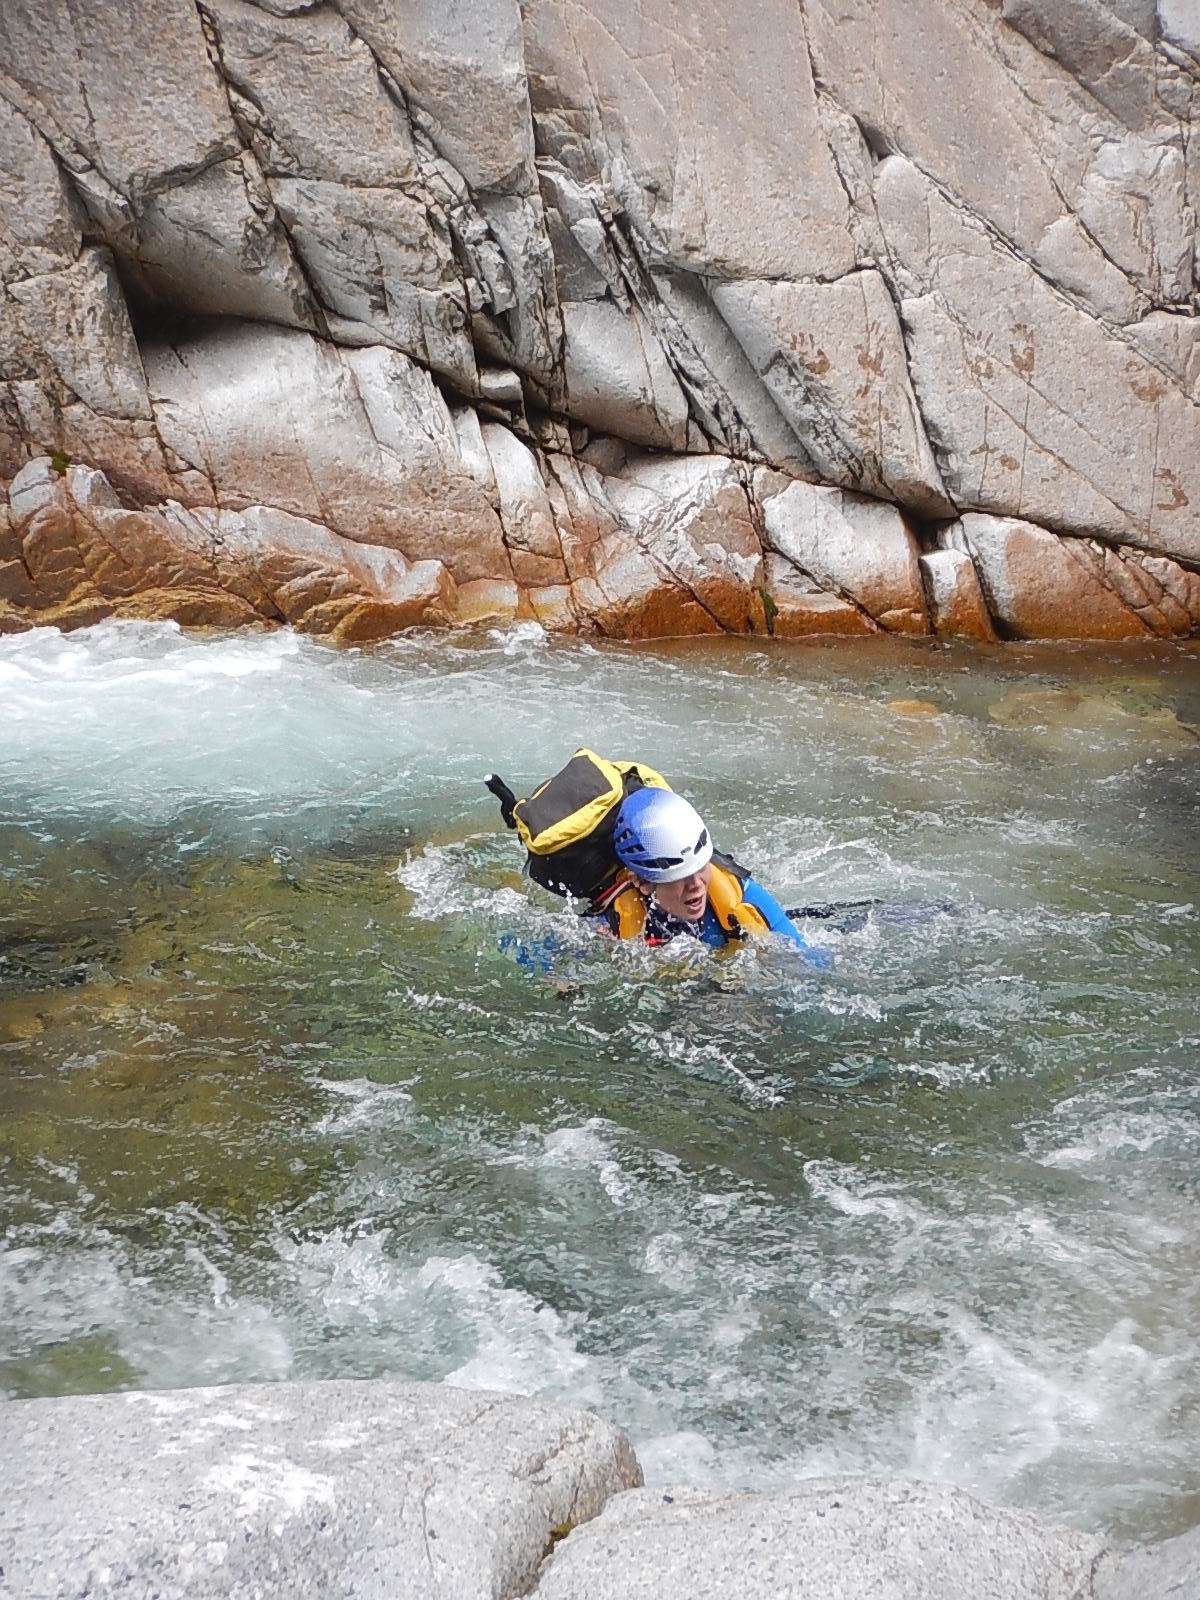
[740,878,832,967]
[498,931,563,973]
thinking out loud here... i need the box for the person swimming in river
[600,787,810,949]
[486,749,823,959]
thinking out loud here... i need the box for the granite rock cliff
[2,0,1198,639]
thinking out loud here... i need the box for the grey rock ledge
[2,1381,1198,1599]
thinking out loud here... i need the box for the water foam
[4,625,1199,1539]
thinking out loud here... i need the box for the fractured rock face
[561,300,692,452]
[4,249,149,423]
[601,455,766,633]
[201,0,477,383]
[759,474,929,635]
[958,512,1200,638]
[1,0,1197,642]
[270,177,476,380]
[480,422,569,588]
[115,154,318,329]
[919,547,998,643]
[0,0,316,328]
[0,229,173,498]
[338,0,538,197]
[142,323,510,582]
[806,0,1192,309]
[876,156,1200,565]
[0,0,236,197]
[203,0,422,188]
[6,441,1199,642]
[182,503,459,642]
[523,0,857,281]
[0,96,81,283]
[761,552,875,636]
[713,272,951,517]
[0,456,458,640]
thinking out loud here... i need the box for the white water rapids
[1,620,1198,1541]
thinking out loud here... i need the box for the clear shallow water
[1,620,1199,1541]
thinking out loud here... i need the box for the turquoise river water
[1,620,1198,1543]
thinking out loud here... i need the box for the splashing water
[2,620,1199,1541]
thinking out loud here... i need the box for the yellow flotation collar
[607,880,647,938]
[706,862,770,937]
[606,862,770,941]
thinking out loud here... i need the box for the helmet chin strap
[637,879,671,908]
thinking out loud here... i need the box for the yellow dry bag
[486,749,670,905]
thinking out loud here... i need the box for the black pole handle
[785,898,881,921]
[485,773,519,829]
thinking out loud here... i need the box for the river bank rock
[0,454,459,640]
[0,1381,642,1600]
[1,0,1197,641]
[532,1479,1107,1600]
[3,1381,1198,1600]
[954,514,1200,640]
[6,449,1200,641]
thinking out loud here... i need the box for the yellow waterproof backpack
[486,749,670,906]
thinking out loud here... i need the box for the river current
[1,620,1198,1542]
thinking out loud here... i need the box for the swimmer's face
[643,862,711,923]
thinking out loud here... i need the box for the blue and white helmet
[612,788,713,883]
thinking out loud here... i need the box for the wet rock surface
[1,0,1197,639]
[531,1479,1107,1600]
[0,1381,642,1600]
[2,1382,1196,1600]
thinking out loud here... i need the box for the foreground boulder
[534,1480,1200,1600]
[2,1381,1198,1599]
[0,1381,641,1600]
[533,1480,1108,1600]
